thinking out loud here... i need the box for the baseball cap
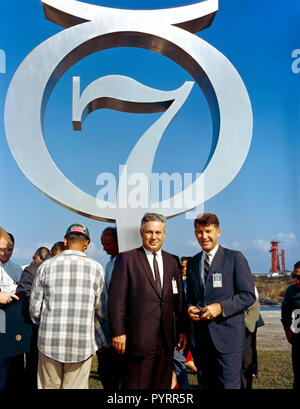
[65,223,90,240]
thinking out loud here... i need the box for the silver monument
[4,0,252,251]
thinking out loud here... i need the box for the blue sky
[1,0,300,272]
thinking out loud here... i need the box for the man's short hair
[65,233,89,244]
[140,213,167,231]
[194,212,220,229]
[7,233,14,244]
[294,261,300,270]
[51,241,65,256]
[101,227,118,243]
[34,247,50,262]
[0,227,13,245]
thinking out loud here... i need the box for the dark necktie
[204,252,210,283]
[153,252,162,294]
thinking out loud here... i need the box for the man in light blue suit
[186,213,255,389]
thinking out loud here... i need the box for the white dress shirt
[0,260,22,293]
[144,247,164,288]
[200,244,219,286]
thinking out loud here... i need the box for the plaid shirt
[30,250,108,363]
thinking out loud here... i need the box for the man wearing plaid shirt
[30,223,108,389]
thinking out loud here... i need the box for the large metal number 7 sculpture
[4,0,252,250]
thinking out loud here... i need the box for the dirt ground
[256,310,291,351]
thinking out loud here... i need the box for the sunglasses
[292,273,300,280]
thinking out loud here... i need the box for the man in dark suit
[108,213,187,389]
[96,227,123,390]
[15,246,50,389]
[186,213,255,389]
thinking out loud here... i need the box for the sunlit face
[33,254,43,264]
[181,259,188,276]
[140,221,166,253]
[0,237,14,264]
[101,232,119,257]
[293,268,300,288]
[194,223,221,253]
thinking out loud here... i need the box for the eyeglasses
[292,273,300,280]
[0,247,13,254]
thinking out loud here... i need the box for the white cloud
[85,241,105,259]
[12,241,109,268]
[231,233,299,255]
[12,247,34,264]
[12,242,52,265]
[276,232,298,247]
[252,239,270,252]
[186,240,199,249]
[231,239,269,253]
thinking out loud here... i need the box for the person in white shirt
[0,228,22,389]
[0,230,22,300]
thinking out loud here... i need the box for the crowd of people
[0,212,299,390]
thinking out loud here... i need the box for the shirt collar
[60,249,88,257]
[143,247,162,257]
[205,243,219,258]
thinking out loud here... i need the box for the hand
[112,334,126,354]
[177,333,187,352]
[188,305,202,321]
[284,326,293,344]
[0,292,19,305]
[199,303,222,320]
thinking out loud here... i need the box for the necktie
[204,252,210,283]
[153,252,162,294]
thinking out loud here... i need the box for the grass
[88,350,294,389]
[252,351,293,389]
[88,277,296,389]
[187,351,293,389]
[89,355,102,389]
[254,276,294,304]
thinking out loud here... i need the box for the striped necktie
[204,252,210,283]
[153,252,162,295]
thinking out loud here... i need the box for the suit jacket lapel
[137,247,161,298]
[161,250,172,299]
[190,252,204,296]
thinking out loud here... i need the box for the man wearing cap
[30,223,108,389]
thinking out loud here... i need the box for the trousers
[37,351,93,389]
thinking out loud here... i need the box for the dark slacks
[192,324,243,389]
[5,354,25,389]
[292,340,300,390]
[97,346,123,389]
[241,328,258,389]
[121,330,173,389]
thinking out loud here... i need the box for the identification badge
[172,278,178,294]
[213,273,222,288]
